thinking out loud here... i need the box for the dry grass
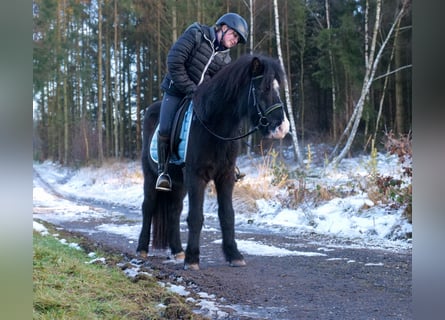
[101,159,144,182]
[233,179,275,213]
[206,179,273,214]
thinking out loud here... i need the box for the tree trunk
[325,0,338,141]
[63,70,69,165]
[156,2,162,99]
[172,0,177,42]
[246,0,254,155]
[113,0,119,158]
[249,0,254,54]
[61,0,69,165]
[126,46,132,158]
[373,23,398,142]
[136,43,141,154]
[55,0,63,162]
[273,0,302,164]
[97,0,104,165]
[283,0,292,156]
[105,10,112,158]
[394,17,404,134]
[295,0,306,146]
[40,86,49,159]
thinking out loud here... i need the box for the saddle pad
[150,102,194,165]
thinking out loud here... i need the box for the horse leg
[167,207,185,261]
[214,175,246,267]
[137,165,158,258]
[165,166,186,260]
[184,179,206,270]
[137,194,155,258]
[167,188,186,261]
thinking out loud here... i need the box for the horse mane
[194,54,284,117]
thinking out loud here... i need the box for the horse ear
[251,57,264,77]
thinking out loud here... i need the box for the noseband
[249,75,284,128]
[194,75,284,141]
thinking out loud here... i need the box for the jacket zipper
[198,51,217,86]
[198,32,229,86]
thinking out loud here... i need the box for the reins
[194,117,259,141]
[192,75,283,141]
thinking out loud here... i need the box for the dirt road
[33,170,412,319]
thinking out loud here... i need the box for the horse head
[249,56,290,140]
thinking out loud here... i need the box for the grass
[33,227,204,320]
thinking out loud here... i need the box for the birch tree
[273,0,302,165]
[325,0,338,140]
[329,0,409,167]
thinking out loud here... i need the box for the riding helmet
[216,13,249,44]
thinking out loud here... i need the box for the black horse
[137,54,290,270]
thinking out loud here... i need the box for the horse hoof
[138,251,148,259]
[174,251,185,261]
[184,263,200,271]
[230,259,247,267]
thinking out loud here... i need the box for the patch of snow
[86,257,106,264]
[33,221,49,236]
[213,239,327,257]
[166,283,190,296]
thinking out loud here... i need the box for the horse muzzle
[267,115,290,139]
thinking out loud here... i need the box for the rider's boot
[155,133,172,191]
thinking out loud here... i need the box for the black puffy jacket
[161,22,231,97]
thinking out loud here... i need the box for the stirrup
[234,166,246,182]
[156,173,172,191]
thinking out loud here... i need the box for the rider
[156,13,249,191]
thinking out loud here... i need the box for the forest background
[32,0,411,167]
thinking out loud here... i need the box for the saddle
[150,98,194,165]
[170,97,192,158]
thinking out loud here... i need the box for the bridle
[249,75,284,128]
[193,75,284,141]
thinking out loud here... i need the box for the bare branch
[373,64,412,81]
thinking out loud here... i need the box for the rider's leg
[156,93,182,191]
[155,133,172,191]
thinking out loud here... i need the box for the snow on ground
[213,239,327,257]
[33,151,412,254]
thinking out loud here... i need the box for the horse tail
[140,100,170,250]
[151,193,169,249]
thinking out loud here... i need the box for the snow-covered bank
[33,151,412,253]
